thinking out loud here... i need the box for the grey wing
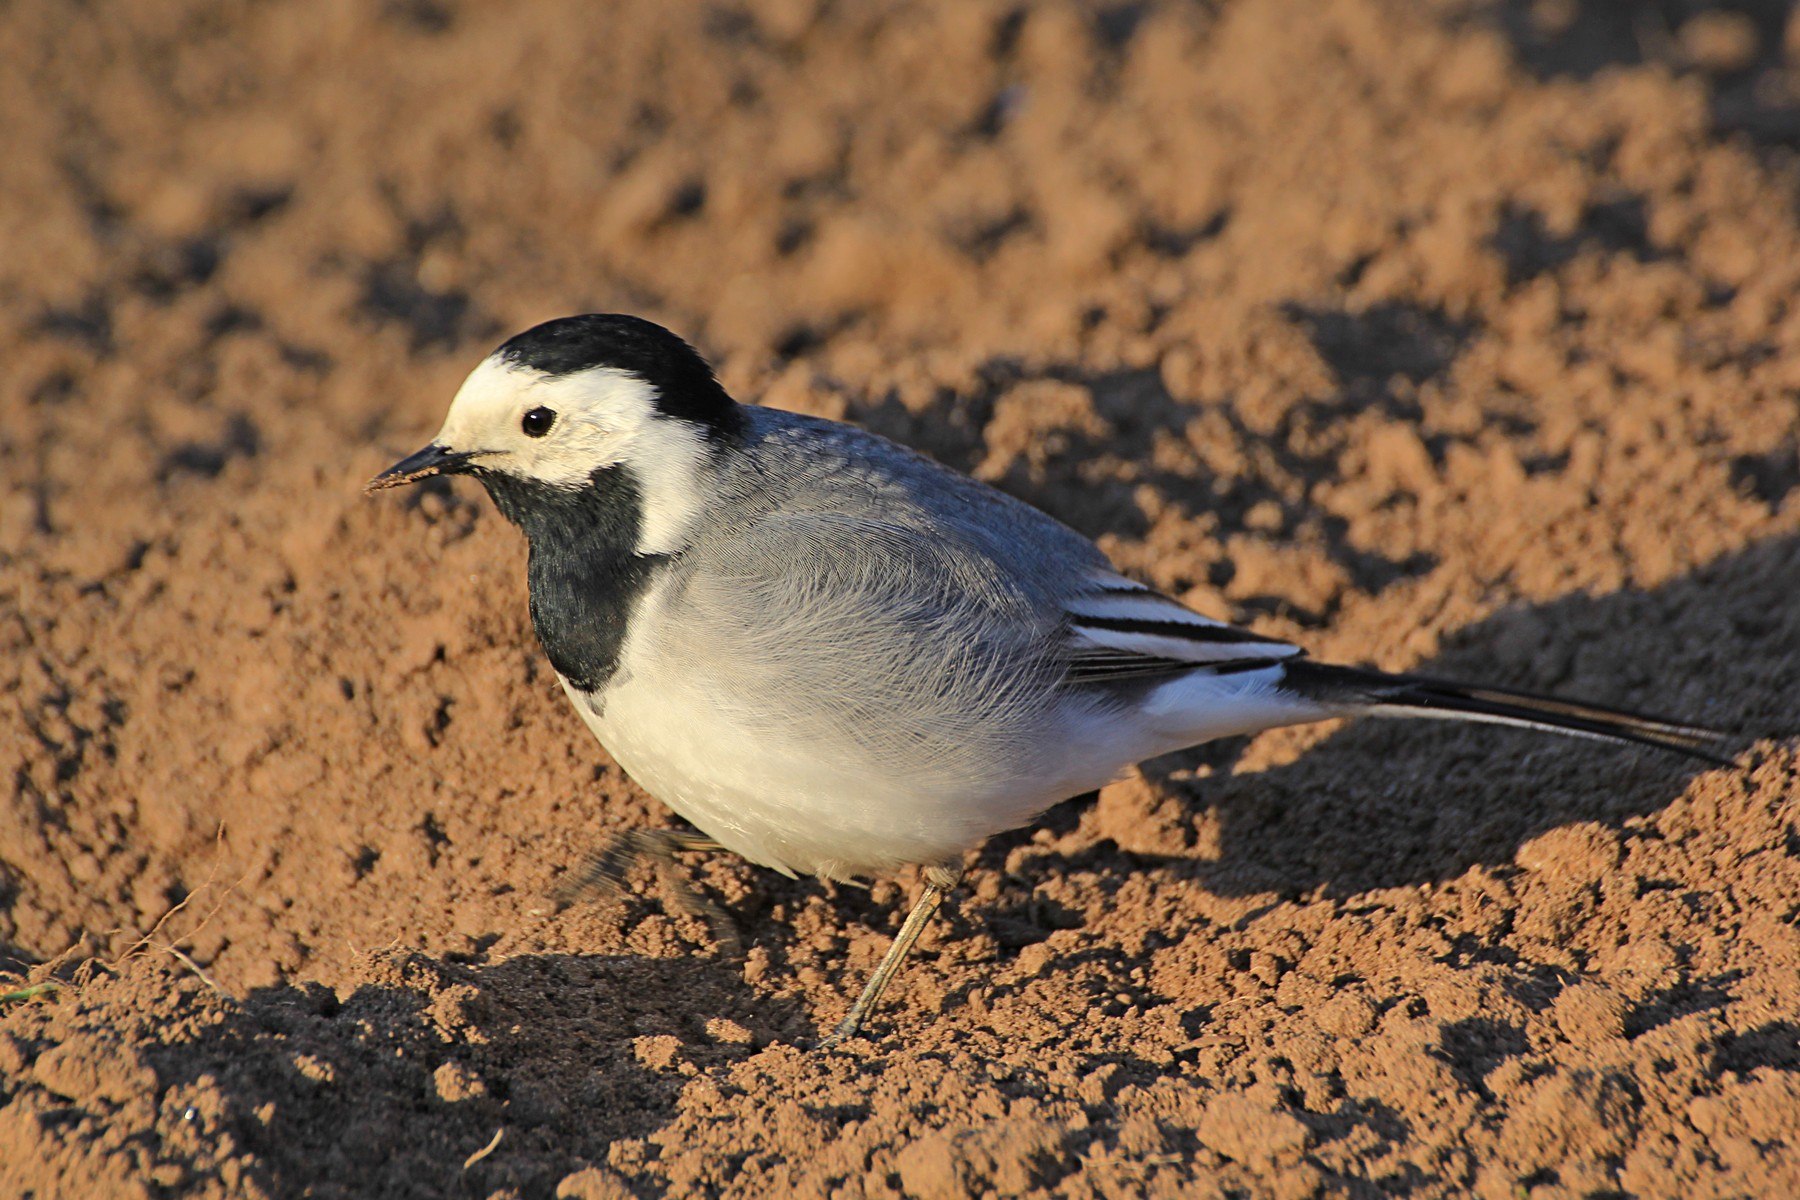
[666,502,1304,744]
[665,508,1071,748]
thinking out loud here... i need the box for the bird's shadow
[123,950,780,1199]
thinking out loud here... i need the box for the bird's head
[367,314,742,552]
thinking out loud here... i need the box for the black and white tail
[1277,660,1734,765]
[1062,571,1734,764]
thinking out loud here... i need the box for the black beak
[364,444,484,493]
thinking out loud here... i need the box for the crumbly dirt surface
[4,0,1800,1196]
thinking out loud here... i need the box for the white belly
[563,673,1079,879]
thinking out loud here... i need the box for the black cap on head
[495,314,741,436]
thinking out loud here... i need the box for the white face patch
[434,356,713,555]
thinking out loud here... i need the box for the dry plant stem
[556,828,741,955]
[823,865,963,1049]
[462,1128,504,1170]
[160,946,225,994]
[111,824,241,977]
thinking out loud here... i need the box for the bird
[366,313,1733,1047]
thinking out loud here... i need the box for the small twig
[158,945,225,994]
[106,825,252,995]
[462,1127,504,1170]
[114,824,237,964]
[117,892,199,963]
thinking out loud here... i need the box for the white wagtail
[367,314,1732,1046]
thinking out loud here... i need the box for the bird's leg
[821,864,963,1049]
[554,829,741,955]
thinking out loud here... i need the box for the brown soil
[4,0,1800,1196]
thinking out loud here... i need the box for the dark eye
[521,407,556,437]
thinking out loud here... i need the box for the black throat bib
[479,465,670,694]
